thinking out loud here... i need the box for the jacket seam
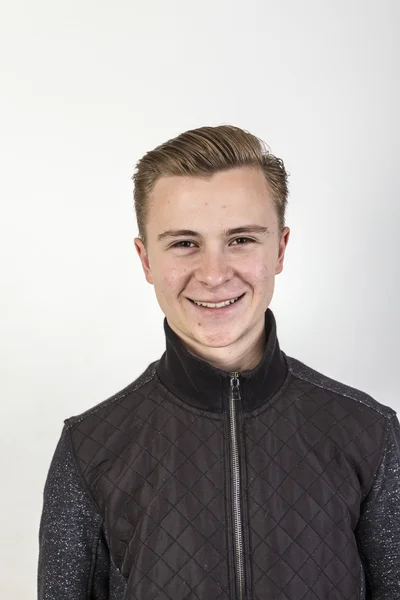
[286,355,396,419]
[64,362,159,428]
[65,424,106,519]
[360,413,393,502]
[63,425,107,598]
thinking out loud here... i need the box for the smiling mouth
[188,293,245,309]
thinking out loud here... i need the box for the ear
[134,237,154,284]
[275,227,290,275]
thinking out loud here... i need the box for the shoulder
[61,360,161,492]
[283,353,397,494]
[64,360,160,431]
[284,352,396,420]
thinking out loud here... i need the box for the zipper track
[229,372,245,600]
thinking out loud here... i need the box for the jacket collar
[156,308,288,413]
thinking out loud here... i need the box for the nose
[194,247,234,288]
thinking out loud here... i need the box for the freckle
[198,322,202,326]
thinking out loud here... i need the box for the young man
[38,125,400,599]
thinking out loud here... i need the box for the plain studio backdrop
[0,0,399,595]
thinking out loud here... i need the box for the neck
[172,319,267,374]
[157,308,288,413]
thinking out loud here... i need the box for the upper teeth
[192,296,240,308]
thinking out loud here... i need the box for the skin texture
[134,166,290,373]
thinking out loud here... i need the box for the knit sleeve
[38,424,110,599]
[354,413,400,598]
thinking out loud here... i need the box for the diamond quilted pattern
[71,379,230,599]
[68,365,388,600]
[245,377,387,599]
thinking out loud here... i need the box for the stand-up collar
[156,308,288,413]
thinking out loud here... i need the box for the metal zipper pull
[229,372,245,599]
[230,372,241,400]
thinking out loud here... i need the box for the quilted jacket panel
[38,310,400,599]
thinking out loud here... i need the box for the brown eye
[231,237,253,245]
[172,241,195,248]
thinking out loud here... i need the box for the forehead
[147,166,275,225]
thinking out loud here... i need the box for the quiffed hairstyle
[132,125,289,248]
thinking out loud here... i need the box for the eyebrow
[157,225,270,242]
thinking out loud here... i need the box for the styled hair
[132,125,289,247]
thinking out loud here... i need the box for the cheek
[259,264,272,281]
[242,259,271,282]
[161,265,189,291]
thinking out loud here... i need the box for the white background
[0,0,399,596]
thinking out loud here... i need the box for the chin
[190,324,242,349]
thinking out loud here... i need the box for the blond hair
[132,125,289,247]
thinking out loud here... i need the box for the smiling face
[134,166,290,370]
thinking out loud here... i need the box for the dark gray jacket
[38,309,400,599]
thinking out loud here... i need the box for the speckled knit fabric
[38,309,400,599]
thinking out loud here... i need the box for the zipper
[229,372,245,600]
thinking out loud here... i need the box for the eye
[171,240,196,248]
[230,237,254,245]
[170,237,255,249]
